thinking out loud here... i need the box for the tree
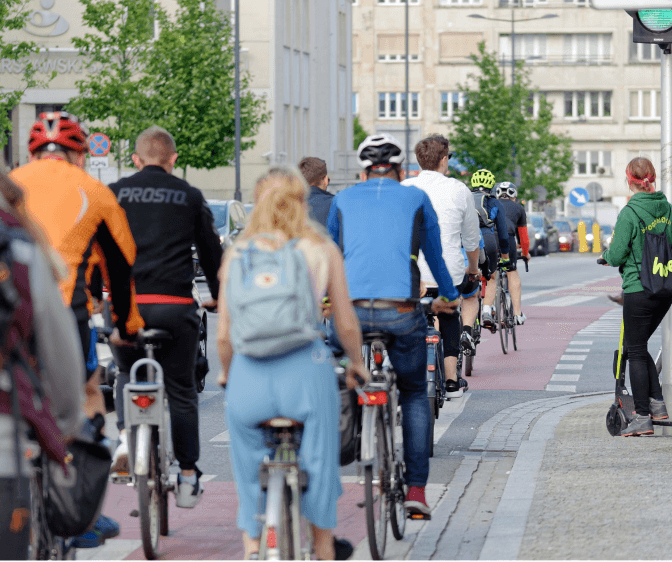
[353,115,368,150]
[145,0,269,179]
[0,1,53,154]
[450,43,573,201]
[66,0,161,171]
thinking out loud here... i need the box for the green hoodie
[604,191,672,293]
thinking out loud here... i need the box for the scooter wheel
[606,404,627,436]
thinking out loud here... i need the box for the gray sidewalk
[359,392,672,560]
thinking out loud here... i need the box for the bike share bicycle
[101,327,176,560]
[492,256,529,354]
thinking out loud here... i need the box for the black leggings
[623,291,671,415]
[0,476,30,560]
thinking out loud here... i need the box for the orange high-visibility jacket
[10,159,144,338]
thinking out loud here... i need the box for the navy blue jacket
[307,185,334,229]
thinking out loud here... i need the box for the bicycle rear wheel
[389,403,405,541]
[464,353,473,377]
[364,408,389,560]
[428,397,436,458]
[497,288,508,354]
[138,433,162,559]
[508,293,517,351]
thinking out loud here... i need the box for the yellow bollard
[578,221,589,253]
[592,223,602,253]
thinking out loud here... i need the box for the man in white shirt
[402,135,481,397]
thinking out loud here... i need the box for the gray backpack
[226,237,320,357]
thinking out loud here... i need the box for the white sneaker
[110,433,129,476]
[176,474,204,508]
[515,313,527,325]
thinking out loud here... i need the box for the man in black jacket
[108,126,222,508]
[299,157,333,229]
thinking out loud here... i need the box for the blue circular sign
[569,187,589,207]
[89,133,111,156]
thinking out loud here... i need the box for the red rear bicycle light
[132,394,155,409]
[267,527,277,549]
[373,352,383,364]
[427,365,435,371]
[426,335,440,344]
[357,391,388,405]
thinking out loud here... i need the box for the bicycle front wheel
[138,432,162,559]
[364,408,389,560]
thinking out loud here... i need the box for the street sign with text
[592,0,672,8]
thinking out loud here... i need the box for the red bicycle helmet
[28,111,89,154]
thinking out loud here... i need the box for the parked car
[526,221,539,256]
[528,213,560,255]
[601,224,614,249]
[553,220,578,252]
[193,200,247,276]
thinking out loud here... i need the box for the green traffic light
[638,9,672,33]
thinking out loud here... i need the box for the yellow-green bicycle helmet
[471,169,496,191]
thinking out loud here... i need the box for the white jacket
[402,171,480,286]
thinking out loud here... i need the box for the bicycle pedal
[111,474,132,485]
[408,512,431,521]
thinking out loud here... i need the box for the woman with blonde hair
[217,167,369,560]
[603,157,672,436]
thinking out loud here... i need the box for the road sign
[629,9,672,43]
[592,0,672,8]
[89,156,109,169]
[569,187,590,207]
[89,133,111,157]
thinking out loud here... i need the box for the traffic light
[627,9,672,45]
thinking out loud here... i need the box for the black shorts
[457,273,479,298]
[77,319,96,382]
[507,235,518,271]
[481,227,498,276]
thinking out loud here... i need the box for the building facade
[352,0,662,219]
[1,0,353,201]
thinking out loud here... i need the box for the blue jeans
[328,306,430,487]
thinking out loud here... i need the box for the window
[35,104,65,117]
[563,92,611,119]
[440,91,466,120]
[526,92,547,118]
[629,89,661,120]
[352,93,359,116]
[499,0,586,5]
[377,0,420,4]
[440,33,483,61]
[629,35,662,62]
[574,150,611,176]
[439,0,482,5]
[562,34,611,64]
[379,92,420,119]
[499,34,546,63]
[377,34,420,62]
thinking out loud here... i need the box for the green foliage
[0,0,52,152]
[145,0,269,177]
[449,43,573,201]
[353,115,368,150]
[66,0,160,168]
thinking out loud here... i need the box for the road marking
[563,348,590,352]
[560,354,587,361]
[75,539,142,560]
[569,340,593,345]
[545,384,577,392]
[210,429,230,442]
[555,363,583,370]
[532,295,598,307]
[551,374,580,382]
[433,393,471,445]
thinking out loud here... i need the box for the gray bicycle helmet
[495,181,518,199]
[357,133,405,170]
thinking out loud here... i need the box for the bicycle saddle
[259,417,304,429]
[140,329,173,343]
[362,332,394,347]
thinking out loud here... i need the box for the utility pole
[233,0,242,202]
[405,0,410,176]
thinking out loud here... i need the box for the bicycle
[494,257,529,354]
[421,288,446,458]
[356,332,407,560]
[28,448,76,560]
[458,274,486,378]
[257,418,312,560]
[104,328,175,560]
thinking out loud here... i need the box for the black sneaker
[460,331,476,355]
[458,376,468,392]
[445,379,463,398]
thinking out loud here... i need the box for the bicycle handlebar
[597,258,608,265]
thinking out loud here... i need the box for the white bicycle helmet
[357,134,405,170]
[495,181,518,199]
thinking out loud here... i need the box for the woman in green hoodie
[603,157,671,436]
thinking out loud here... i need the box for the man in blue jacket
[328,134,459,518]
[299,157,333,229]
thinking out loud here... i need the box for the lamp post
[468,11,557,189]
[405,0,410,176]
[233,0,241,202]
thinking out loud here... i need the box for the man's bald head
[133,125,178,172]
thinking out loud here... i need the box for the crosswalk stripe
[532,296,598,307]
[210,430,230,442]
[551,374,580,382]
[555,364,583,370]
[560,354,587,361]
[545,384,576,392]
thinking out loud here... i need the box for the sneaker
[457,376,468,392]
[71,514,120,548]
[482,307,495,332]
[110,433,129,476]
[621,414,654,436]
[176,471,203,508]
[334,537,354,560]
[515,313,527,325]
[445,379,463,398]
[404,486,431,517]
[460,330,476,355]
[650,398,669,420]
